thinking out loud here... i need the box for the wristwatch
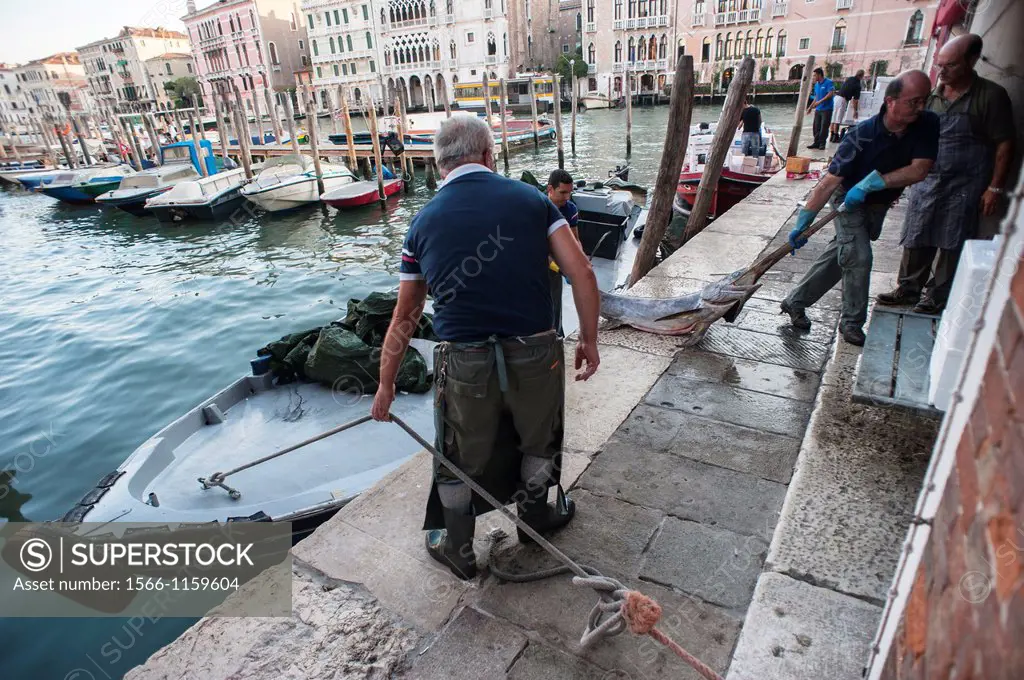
[988,187,1005,194]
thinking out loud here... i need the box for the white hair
[434,115,493,172]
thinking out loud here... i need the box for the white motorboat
[145,167,251,222]
[580,92,617,110]
[37,163,136,204]
[240,154,356,212]
[95,163,201,215]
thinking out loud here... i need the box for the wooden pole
[482,71,493,129]
[232,88,253,165]
[186,109,209,177]
[172,108,184,141]
[264,87,283,144]
[283,94,301,155]
[212,93,228,163]
[397,88,414,184]
[626,69,633,157]
[339,85,358,170]
[192,104,206,141]
[6,129,20,163]
[220,94,240,164]
[425,158,436,189]
[231,105,253,179]
[528,77,539,150]
[786,55,816,159]
[680,56,755,245]
[35,118,56,167]
[55,121,77,169]
[499,79,510,173]
[252,90,265,145]
[301,83,325,195]
[553,74,564,170]
[327,88,341,136]
[570,70,578,156]
[630,55,695,285]
[440,78,452,118]
[142,114,160,166]
[71,116,92,166]
[123,118,144,171]
[0,128,9,160]
[365,96,387,207]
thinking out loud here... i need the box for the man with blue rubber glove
[780,70,939,346]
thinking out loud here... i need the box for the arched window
[487,32,496,56]
[637,37,646,61]
[503,33,507,57]
[659,34,667,59]
[777,30,787,57]
[648,0,657,16]
[659,0,666,14]
[614,40,622,62]
[614,0,623,20]
[905,10,924,44]
[734,31,743,58]
[648,34,657,60]
[723,33,731,59]
[446,0,453,13]
[628,0,636,19]
[745,30,753,56]
[576,12,582,32]
[588,43,596,64]
[330,36,336,53]
[268,41,280,65]
[764,28,773,57]
[433,39,440,60]
[715,33,723,60]
[587,0,595,23]
[312,39,318,56]
[628,37,636,62]
[347,35,353,51]
[702,37,711,62]
[366,32,373,49]
[354,87,361,100]
[755,29,763,56]
[831,20,846,51]
[450,39,457,60]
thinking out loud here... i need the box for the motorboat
[321,178,403,208]
[580,92,619,110]
[61,340,437,536]
[95,163,200,216]
[676,121,783,219]
[37,164,136,204]
[241,155,357,212]
[145,167,250,222]
[0,165,60,188]
[229,131,291,146]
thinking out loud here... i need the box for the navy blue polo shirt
[400,164,568,341]
[827,111,940,204]
[559,199,579,228]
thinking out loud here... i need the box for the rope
[388,415,725,680]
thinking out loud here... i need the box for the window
[347,35,353,51]
[562,44,570,54]
[587,0,595,22]
[343,8,349,22]
[614,0,622,20]
[734,31,743,58]
[301,54,308,66]
[659,34,667,59]
[334,64,339,76]
[503,32,507,56]
[299,39,304,49]
[330,37,336,53]
[312,39,319,56]
[831,22,846,51]
[576,13,582,32]
[316,66,323,78]
[701,37,711,62]
[366,32,373,49]
[745,30,753,56]
[776,30,787,56]
[614,40,622,62]
[451,39,458,59]
[628,0,637,19]
[905,10,924,44]
[165,62,172,75]
[799,37,810,50]
[269,41,280,65]
[467,32,475,44]
[187,62,193,73]
[307,14,314,29]
[342,63,348,75]
[628,37,635,61]
[334,9,341,24]
[362,5,369,21]
[370,60,376,73]
[587,43,595,64]
[351,62,357,74]
[724,33,732,59]
[755,30,763,56]
[326,11,332,26]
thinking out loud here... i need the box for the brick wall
[881,253,1024,679]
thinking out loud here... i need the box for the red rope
[621,591,725,680]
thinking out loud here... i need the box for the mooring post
[365,96,387,208]
[252,90,265,145]
[681,56,756,245]
[630,55,695,285]
[230,104,253,180]
[265,87,283,145]
[553,74,564,170]
[499,78,510,173]
[528,77,539,150]
[283,93,301,156]
[570,64,578,156]
[301,83,325,195]
[626,68,633,158]
[482,71,493,130]
[339,85,358,171]
[786,55,816,159]
[186,109,209,177]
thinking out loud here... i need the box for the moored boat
[321,178,403,208]
[37,164,136,204]
[145,167,250,222]
[0,166,61,188]
[580,92,618,110]
[241,155,357,212]
[95,164,200,215]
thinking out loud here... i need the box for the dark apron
[901,91,992,250]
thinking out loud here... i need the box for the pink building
[182,0,309,112]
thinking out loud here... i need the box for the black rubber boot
[516,484,576,544]
[425,508,477,580]
[780,300,812,331]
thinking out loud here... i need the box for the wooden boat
[241,155,356,212]
[145,167,250,222]
[95,141,221,215]
[676,121,783,219]
[37,164,136,204]
[321,178,403,208]
[580,92,617,110]
[61,340,438,534]
[0,166,61,188]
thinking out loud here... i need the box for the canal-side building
[14,53,91,117]
[585,0,680,99]
[145,53,197,109]
[77,27,191,112]
[301,0,384,110]
[182,0,310,114]
[0,64,32,130]
[507,0,561,75]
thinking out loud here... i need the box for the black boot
[425,507,477,580]
[516,483,576,544]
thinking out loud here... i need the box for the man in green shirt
[877,34,1016,314]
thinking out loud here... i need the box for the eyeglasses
[897,96,927,108]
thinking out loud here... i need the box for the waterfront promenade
[125,169,938,679]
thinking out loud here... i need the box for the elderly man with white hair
[370,114,601,580]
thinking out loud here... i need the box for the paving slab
[475,563,741,679]
[507,641,628,680]
[736,309,837,346]
[565,342,673,453]
[726,573,881,680]
[766,341,936,604]
[645,373,814,438]
[580,440,786,538]
[650,232,770,282]
[624,275,711,298]
[403,606,528,679]
[666,350,821,402]
[597,324,693,357]
[740,296,840,326]
[640,518,769,611]
[696,324,831,372]
[752,276,845,310]
[607,405,802,484]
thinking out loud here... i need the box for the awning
[935,0,968,28]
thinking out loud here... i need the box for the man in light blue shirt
[806,67,835,149]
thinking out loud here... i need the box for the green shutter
[351,62,357,74]
[342,8,349,23]
[334,9,340,24]
[330,37,336,53]
[307,14,313,29]
[334,64,339,76]
[362,5,369,20]
[317,66,322,77]
[342,64,348,75]
[370,60,376,73]
[325,11,331,26]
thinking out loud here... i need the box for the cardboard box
[786,156,811,173]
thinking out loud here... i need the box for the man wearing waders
[371,115,602,579]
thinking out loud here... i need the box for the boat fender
[203,404,227,425]
[251,354,272,376]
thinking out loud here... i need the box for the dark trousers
[812,109,832,147]
[549,269,564,336]
[897,246,963,307]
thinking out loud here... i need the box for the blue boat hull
[38,185,96,204]
[18,174,57,190]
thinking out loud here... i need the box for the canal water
[0,101,819,679]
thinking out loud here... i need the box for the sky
[0,0,190,64]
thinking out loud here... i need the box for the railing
[836,0,853,9]
[772,2,788,17]
[612,63,624,72]
[657,58,667,70]
[625,18,637,29]
[485,55,497,65]
[444,14,454,23]
[613,19,623,29]
[484,8,493,19]
[428,16,438,26]
[691,12,706,25]
[657,15,669,26]
[587,63,597,74]
[586,22,596,32]
[388,59,441,73]
[901,37,923,47]
[389,17,429,30]
[442,59,456,68]
[738,9,758,22]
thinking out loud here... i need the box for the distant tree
[556,50,589,86]
[164,77,203,108]
[57,91,72,111]
[824,61,843,79]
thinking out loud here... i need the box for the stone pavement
[127,172,939,680]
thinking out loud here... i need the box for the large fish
[601,207,842,345]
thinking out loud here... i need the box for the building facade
[507,0,560,75]
[145,53,197,109]
[182,0,310,113]
[302,0,384,108]
[77,27,191,112]
[0,65,32,129]
[15,54,90,118]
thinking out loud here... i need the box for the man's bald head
[882,69,932,128]
[936,34,982,88]
[939,33,983,67]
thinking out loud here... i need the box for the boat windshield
[122,175,160,189]
[162,146,193,164]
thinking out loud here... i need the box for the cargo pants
[433,332,564,487]
[784,189,890,332]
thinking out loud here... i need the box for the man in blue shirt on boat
[781,70,939,346]
[806,67,835,150]
[371,115,601,580]
[546,169,580,334]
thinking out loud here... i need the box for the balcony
[484,8,493,19]
[444,14,454,24]
[738,8,759,22]
[586,22,596,32]
[387,59,441,73]
[388,17,429,30]
[714,11,740,26]
[625,18,637,29]
[836,0,853,8]
[485,55,497,65]
[691,11,706,25]
[657,15,669,26]
[612,63,623,72]
[587,63,596,74]
[772,2,788,17]
[613,19,623,29]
